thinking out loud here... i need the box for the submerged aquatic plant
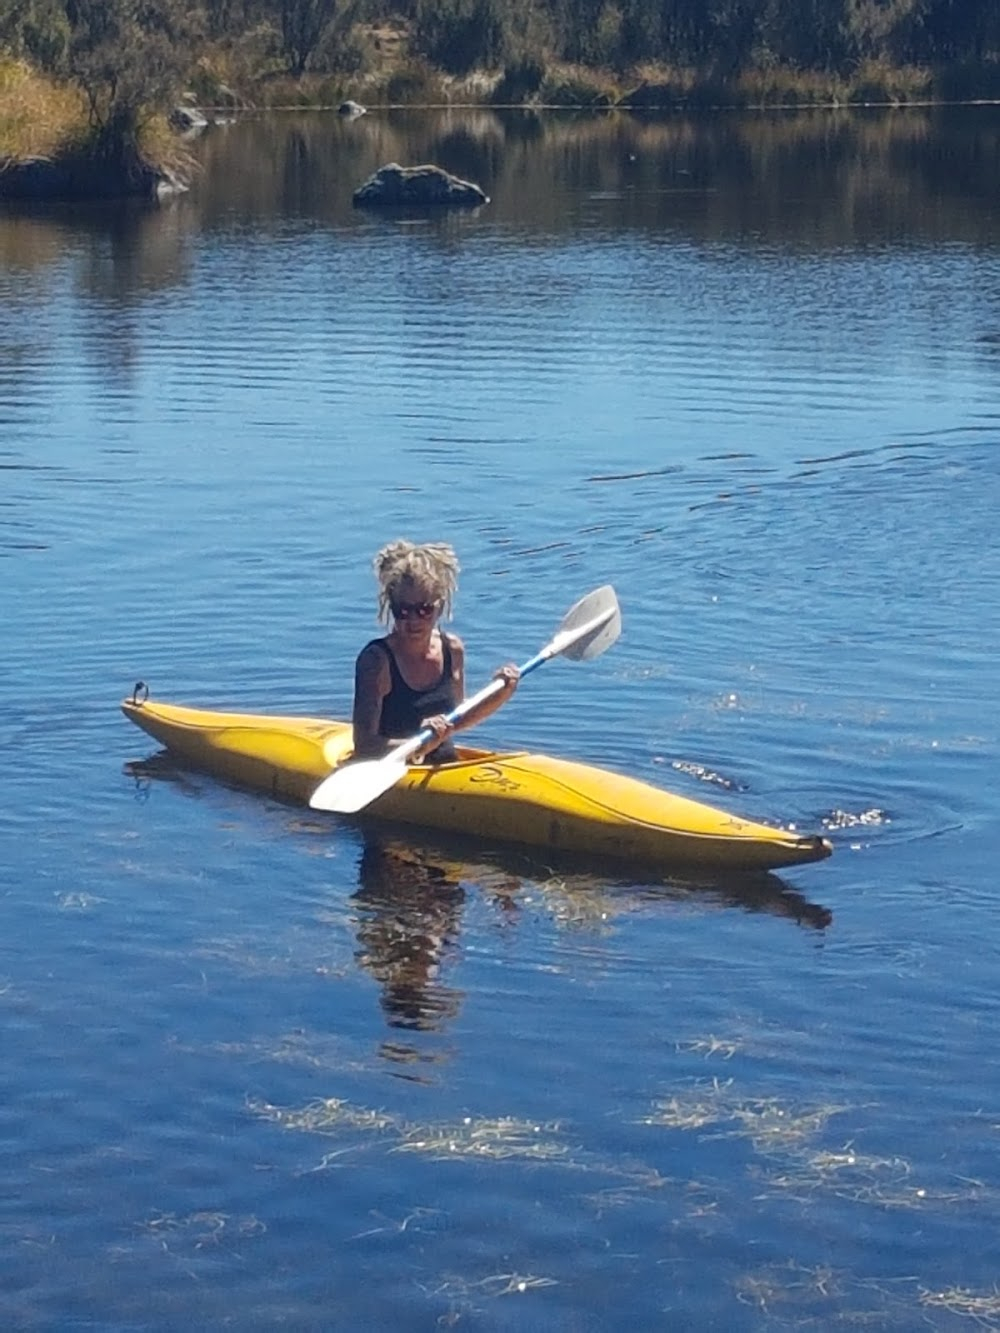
[920,1283,1000,1322]
[395,1115,568,1162]
[248,1095,399,1135]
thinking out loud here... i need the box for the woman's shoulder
[356,638,391,673]
[441,629,464,656]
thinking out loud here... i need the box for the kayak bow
[121,694,833,873]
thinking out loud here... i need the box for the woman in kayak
[352,539,519,763]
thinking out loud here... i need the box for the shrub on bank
[0,54,193,198]
[490,56,546,105]
[539,65,618,106]
[381,62,448,105]
[412,0,513,77]
[848,59,931,104]
[186,39,276,110]
[255,73,354,108]
[736,65,849,107]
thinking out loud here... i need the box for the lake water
[2,105,999,1328]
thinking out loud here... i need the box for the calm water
[2,106,1000,1328]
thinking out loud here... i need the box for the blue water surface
[2,107,999,1329]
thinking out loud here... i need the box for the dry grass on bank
[251,55,938,112]
[0,34,977,174]
[0,56,86,158]
[737,58,933,107]
[0,56,192,180]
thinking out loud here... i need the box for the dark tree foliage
[756,0,851,71]
[546,0,606,64]
[662,0,716,65]
[915,0,1000,63]
[412,0,511,75]
[268,0,315,73]
[201,0,257,40]
[61,0,202,151]
[278,0,328,73]
[7,0,999,128]
[245,0,361,75]
[0,0,71,67]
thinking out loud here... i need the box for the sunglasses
[391,600,438,621]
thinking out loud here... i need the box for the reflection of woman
[353,840,466,1031]
[352,539,518,764]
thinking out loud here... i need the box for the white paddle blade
[558,585,621,661]
[309,755,410,813]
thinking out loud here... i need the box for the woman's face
[389,577,441,636]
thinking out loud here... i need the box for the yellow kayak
[121,694,833,873]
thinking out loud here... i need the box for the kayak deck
[120,696,833,873]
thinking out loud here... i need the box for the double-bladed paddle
[308,584,622,815]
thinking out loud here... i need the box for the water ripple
[3,108,1000,1330]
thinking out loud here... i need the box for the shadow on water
[126,752,834,950]
[353,837,468,1035]
[191,104,1000,245]
[345,826,833,1042]
[353,821,834,928]
[0,194,196,295]
[5,106,1000,284]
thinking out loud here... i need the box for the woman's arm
[422,636,519,744]
[351,642,391,757]
[454,661,520,730]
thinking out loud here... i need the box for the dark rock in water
[0,153,189,202]
[0,157,76,200]
[169,103,209,134]
[338,100,367,118]
[353,162,489,209]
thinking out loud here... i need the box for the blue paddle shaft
[405,604,613,757]
[405,665,525,757]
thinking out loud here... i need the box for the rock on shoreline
[0,154,189,203]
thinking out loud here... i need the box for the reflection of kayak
[121,695,833,873]
[358,834,833,931]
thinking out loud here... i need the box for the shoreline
[2,57,998,204]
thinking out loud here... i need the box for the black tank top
[369,633,460,762]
